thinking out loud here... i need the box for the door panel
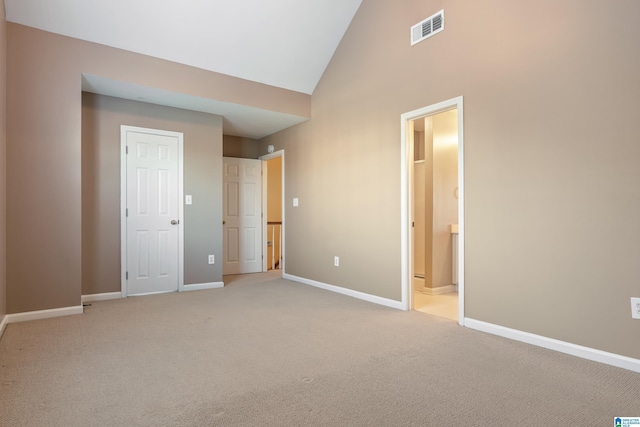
[126,130,180,295]
[223,157,263,274]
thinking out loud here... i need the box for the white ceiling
[5,0,362,138]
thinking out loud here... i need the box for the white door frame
[259,150,285,273]
[400,97,465,325]
[120,125,185,297]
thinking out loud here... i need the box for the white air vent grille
[411,10,444,46]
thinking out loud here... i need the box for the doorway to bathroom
[401,97,464,325]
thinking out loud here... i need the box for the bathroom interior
[412,108,459,320]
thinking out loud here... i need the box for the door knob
[171,220,178,225]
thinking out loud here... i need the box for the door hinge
[126,271,128,280]
[126,146,129,154]
[126,208,128,217]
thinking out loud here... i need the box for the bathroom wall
[430,109,458,289]
[413,121,432,288]
[413,109,458,290]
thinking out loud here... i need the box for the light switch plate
[185,195,192,205]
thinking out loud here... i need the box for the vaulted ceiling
[5,0,363,137]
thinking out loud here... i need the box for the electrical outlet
[208,255,215,265]
[293,198,299,207]
[631,297,640,319]
[334,256,340,267]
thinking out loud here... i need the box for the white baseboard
[6,305,84,324]
[283,274,404,310]
[421,285,457,296]
[183,282,224,292]
[82,292,122,303]
[0,314,8,339]
[465,318,640,374]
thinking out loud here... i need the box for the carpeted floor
[1,272,639,426]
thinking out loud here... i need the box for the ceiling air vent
[411,10,444,46]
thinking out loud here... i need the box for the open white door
[122,126,183,296]
[223,157,263,275]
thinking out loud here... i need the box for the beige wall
[0,0,6,320]
[260,0,640,359]
[223,135,260,159]
[6,23,309,313]
[82,93,223,295]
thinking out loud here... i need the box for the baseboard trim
[6,305,84,324]
[183,282,224,292]
[421,285,457,296]
[283,274,404,310]
[464,318,640,373]
[81,292,122,303]
[0,314,8,339]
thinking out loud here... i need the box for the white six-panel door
[124,127,182,296]
[223,157,263,275]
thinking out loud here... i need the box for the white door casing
[223,157,263,275]
[121,126,184,296]
[401,96,465,326]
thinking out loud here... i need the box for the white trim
[259,149,285,162]
[183,282,224,292]
[284,273,404,310]
[120,126,184,298]
[0,314,8,339]
[6,306,84,324]
[401,96,465,326]
[177,135,185,293]
[421,285,457,296]
[259,149,285,273]
[81,292,122,303]
[127,290,176,297]
[465,318,640,374]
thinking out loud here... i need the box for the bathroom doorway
[401,97,464,325]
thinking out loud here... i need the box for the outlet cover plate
[334,256,339,267]
[631,297,640,319]
[208,255,215,265]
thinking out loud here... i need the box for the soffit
[5,0,362,138]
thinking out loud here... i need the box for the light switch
[293,198,299,207]
[185,195,192,205]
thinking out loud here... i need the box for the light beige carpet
[1,272,639,426]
